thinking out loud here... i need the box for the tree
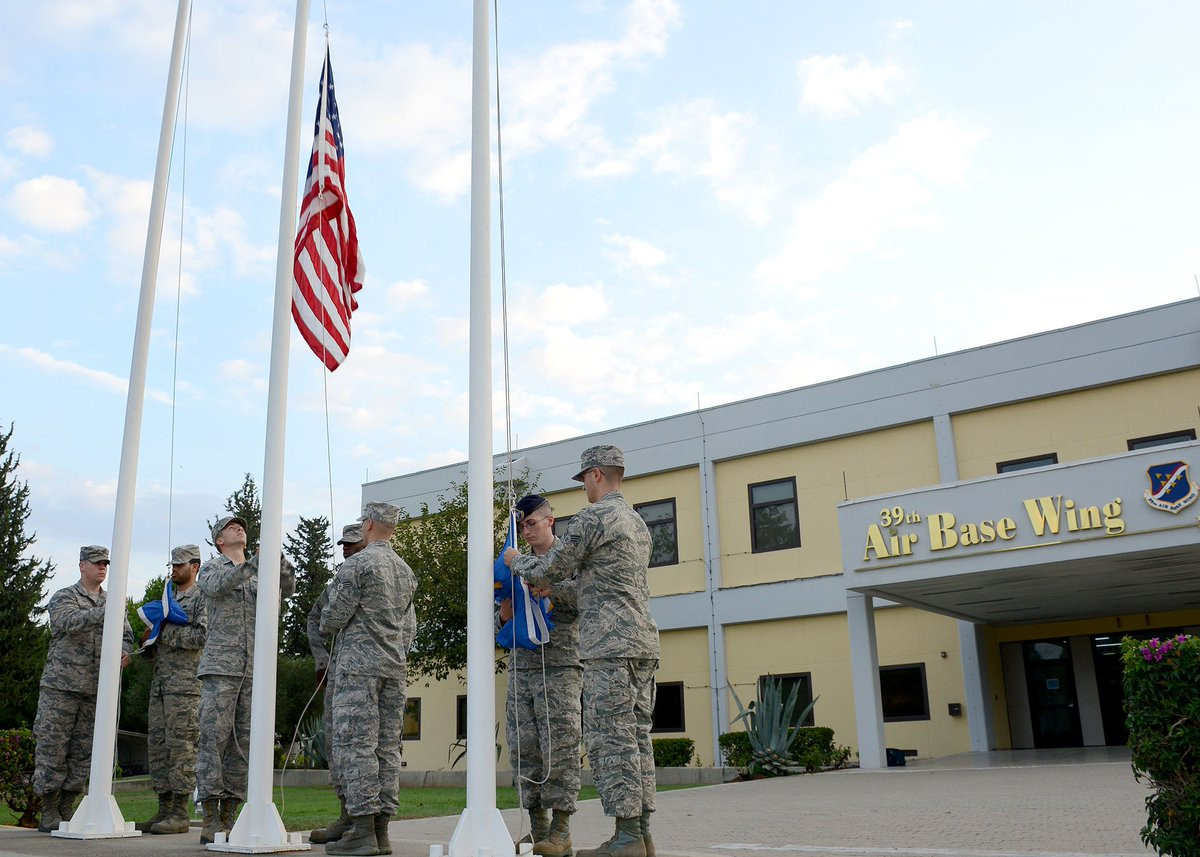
[281,515,333,657]
[392,473,536,680]
[0,425,54,728]
[208,473,262,556]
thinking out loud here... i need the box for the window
[748,478,800,552]
[635,499,678,567]
[879,664,930,722]
[456,695,468,740]
[996,453,1059,474]
[651,681,685,732]
[552,515,573,538]
[403,698,421,740]
[1128,429,1196,451]
[758,673,814,727]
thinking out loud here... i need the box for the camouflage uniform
[33,583,134,796]
[505,537,583,813]
[320,540,417,817]
[514,490,659,820]
[195,553,295,801]
[146,584,206,795]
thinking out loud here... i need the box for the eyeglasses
[519,515,549,531]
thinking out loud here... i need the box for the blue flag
[494,510,553,650]
[137,579,189,647]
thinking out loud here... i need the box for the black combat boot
[310,795,353,843]
[576,817,645,857]
[136,791,172,832]
[534,809,573,857]
[326,814,379,856]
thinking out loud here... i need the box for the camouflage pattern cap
[337,522,364,545]
[79,545,110,563]
[211,514,249,543]
[168,544,202,565]
[359,501,401,527]
[572,444,625,481]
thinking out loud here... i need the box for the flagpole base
[51,793,142,839]
[206,800,310,853]
[448,806,513,857]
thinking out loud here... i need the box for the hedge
[651,737,694,768]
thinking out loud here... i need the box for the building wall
[653,627,715,764]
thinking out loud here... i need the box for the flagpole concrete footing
[51,793,142,839]
[205,800,310,853]
[448,806,512,857]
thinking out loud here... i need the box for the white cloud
[603,233,668,269]
[797,55,906,118]
[757,112,987,288]
[0,344,172,403]
[5,125,54,157]
[385,279,432,311]
[8,175,94,232]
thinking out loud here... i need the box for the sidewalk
[0,748,1153,857]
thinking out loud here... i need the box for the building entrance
[1022,639,1083,748]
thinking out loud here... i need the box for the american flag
[292,48,364,371]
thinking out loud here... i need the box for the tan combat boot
[219,797,240,833]
[136,791,172,832]
[639,811,654,857]
[310,795,353,843]
[326,814,379,856]
[58,790,82,822]
[374,812,393,855]
[37,790,61,834]
[576,817,645,857]
[534,809,573,857]
[517,807,550,851]
[150,792,191,834]
[200,798,221,844]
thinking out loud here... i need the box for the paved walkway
[0,749,1153,857]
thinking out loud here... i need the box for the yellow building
[366,298,1200,770]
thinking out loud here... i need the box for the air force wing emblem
[1144,461,1199,514]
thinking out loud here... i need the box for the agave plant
[298,711,327,769]
[728,676,817,776]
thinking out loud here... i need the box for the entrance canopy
[838,442,1200,625]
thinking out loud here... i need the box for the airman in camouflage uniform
[508,446,659,857]
[33,545,135,833]
[195,515,296,843]
[500,495,582,856]
[306,522,365,846]
[137,544,207,835]
[321,502,417,856]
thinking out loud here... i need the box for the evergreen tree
[281,514,333,657]
[0,424,54,728]
[208,472,262,556]
[392,473,536,680]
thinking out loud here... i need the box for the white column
[847,592,886,769]
[209,0,311,850]
[56,0,193,839]
[448,0,510,854]
[957,620,995,752]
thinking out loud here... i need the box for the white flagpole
[448,0,511,854]
[207,0,311,851]
[55,0,192,839]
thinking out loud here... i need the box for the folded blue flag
[137,579,189,646]
[494,510,553,650]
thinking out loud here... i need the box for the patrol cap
[80,545,110,563]
[359,501,400,527]
[168,544,202,565]
[211,515,249,543]
[337,523,364,545]
[572,445,625,481]
[514,494,549,523]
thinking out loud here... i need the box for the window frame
[634,498,679,567]
[403,697,421,741]
[756,671,814,728]
[455,695,468,740]
[996,453,1059,474]
[747,477,801,553]
[1127,429,1197,451]
[650,680,686,733]
[879,662,931,723]
[552,515,573,538]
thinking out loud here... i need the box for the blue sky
[3,0,1199,601]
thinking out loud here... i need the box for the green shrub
[0,728,40,827]
[1123,634,1200,857]
[651,738,694,768]
[718,731,753,771]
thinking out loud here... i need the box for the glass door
[1022,639,1083,748]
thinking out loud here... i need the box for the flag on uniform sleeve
[137,579,190,647]
[292,46,365,372]
[493,510,554,650]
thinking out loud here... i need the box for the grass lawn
[1,784,695,832]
